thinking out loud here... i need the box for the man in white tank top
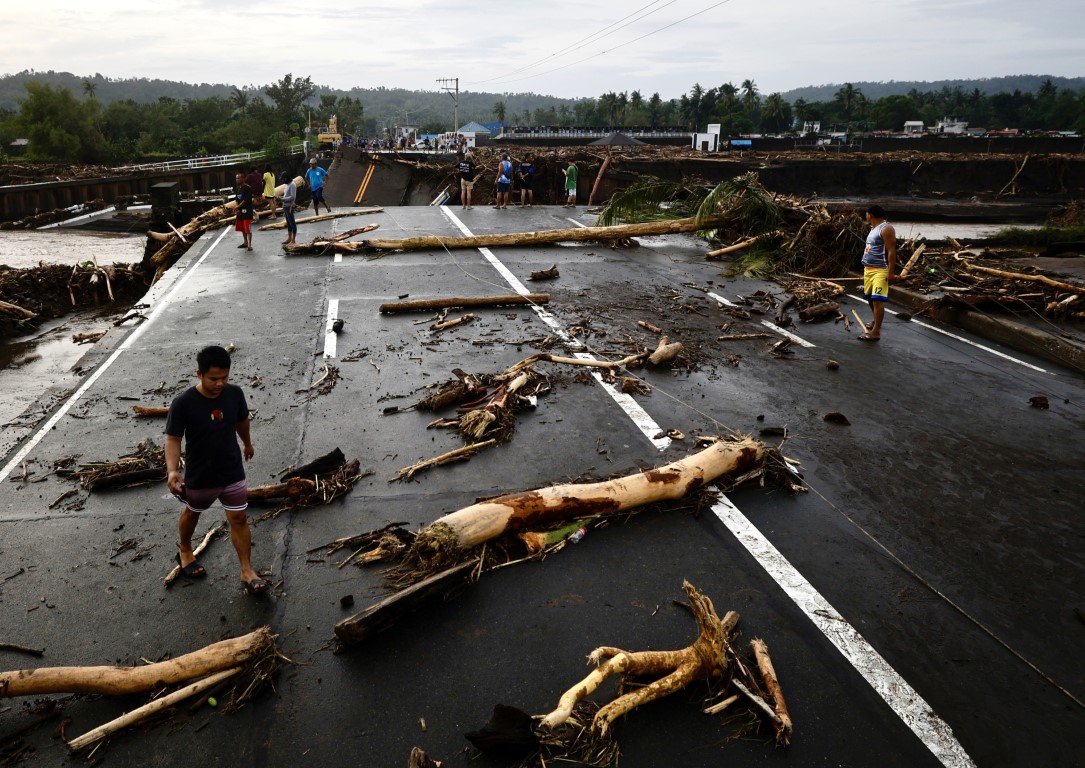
[859,205,897,341]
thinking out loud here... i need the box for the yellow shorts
[864,267,889,301]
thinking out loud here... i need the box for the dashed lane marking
[439,207,974,767]
[442,208,670,452]
[0,227,233,485]
[323,299,339,359]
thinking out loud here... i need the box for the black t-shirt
[165,384,249,489]
[458,160,475,181]
[235,185,254,220]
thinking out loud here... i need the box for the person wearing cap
[305,157,331,215]
[494,152,513,209]
[277,172,298,245]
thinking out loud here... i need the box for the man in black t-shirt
[165,345,268,595]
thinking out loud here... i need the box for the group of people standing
[232,157,333,250]
[456,151,577,209]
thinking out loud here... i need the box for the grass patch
[991,225,1085,246]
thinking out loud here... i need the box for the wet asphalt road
[1,197,1083,768]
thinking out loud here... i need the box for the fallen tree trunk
[706,236,758,259]
[131,405,168,417]
[67,667,242,752]
[956,256,1085,296]
[259,207,383,230]
[412,437,764,561]
[0,627,273,698]
[283,224,382,254]
[246,476,317,500]
[363,215,728,252]
[0,299,36,319]
[380,294,549,313]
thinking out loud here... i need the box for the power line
[470,0,679,86]
[477,0,735,89]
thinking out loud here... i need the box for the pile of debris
[0,261,149,340]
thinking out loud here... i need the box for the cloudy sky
[3,0,1082,99]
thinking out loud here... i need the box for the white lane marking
[712,496,976,767]
[323,298,339,359]
[334,253,342,263]
[442,208,670,451]
[0,227,233,485]
[439,208,974,765]
[759,319,816,348]
[845,294,1047,373]
[707,291,740,308]
[707,292,816,347]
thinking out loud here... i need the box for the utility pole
[436,77,459,136]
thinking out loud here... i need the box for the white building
[903,121,925,134]
[936,117,968,134]
[692,123,721,151]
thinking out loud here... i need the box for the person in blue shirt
[305,157,331,215]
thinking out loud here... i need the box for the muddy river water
[0,229,146,430]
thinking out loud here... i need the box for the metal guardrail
[114,143,306,174]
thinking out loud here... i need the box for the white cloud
[2,0,1082,99]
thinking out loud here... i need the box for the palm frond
[696,172,783,234]
[597,179,703,226]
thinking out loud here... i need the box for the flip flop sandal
[243,578,271,596]
[858,333,880,342]
[175,552,207,578]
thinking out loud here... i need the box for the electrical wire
[470,0,679,87]
[473,0,736,88]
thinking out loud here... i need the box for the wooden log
[0,299,37,319]
[67,667,242,752]
[246,476,317,500]
[0,627,273,698]
[84,467,165,490]
[751,638,792,745]
[283,224,382,254]
[364,215,727,252]
[335,560,479,645]
[956,257,1085,296]
[798,301,841,322]
[587,151,612,207]
[259,207,383,231]
[637,320,662,334]
[132,405,168,417]
[280,447,346,480]
[380,294,549,314]
[430,313,475,332]
[411,438,764,560]
[899,242,926,277]
[706,236,758,259]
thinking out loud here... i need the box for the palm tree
[761,93,791,133]
[493,100,506,123]
[719,82,738,112]
[740,79,759,115]
[230,87,249,117]
[82,79,97,100]
[834,83,862,124]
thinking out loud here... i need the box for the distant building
[903,121,925,135]
[802,121,821,135]
[692,123,721,152]
[456,121,493,148]
[936,117,969,134]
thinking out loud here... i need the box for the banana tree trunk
[364,215,727,253]
[413,437,764,560]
